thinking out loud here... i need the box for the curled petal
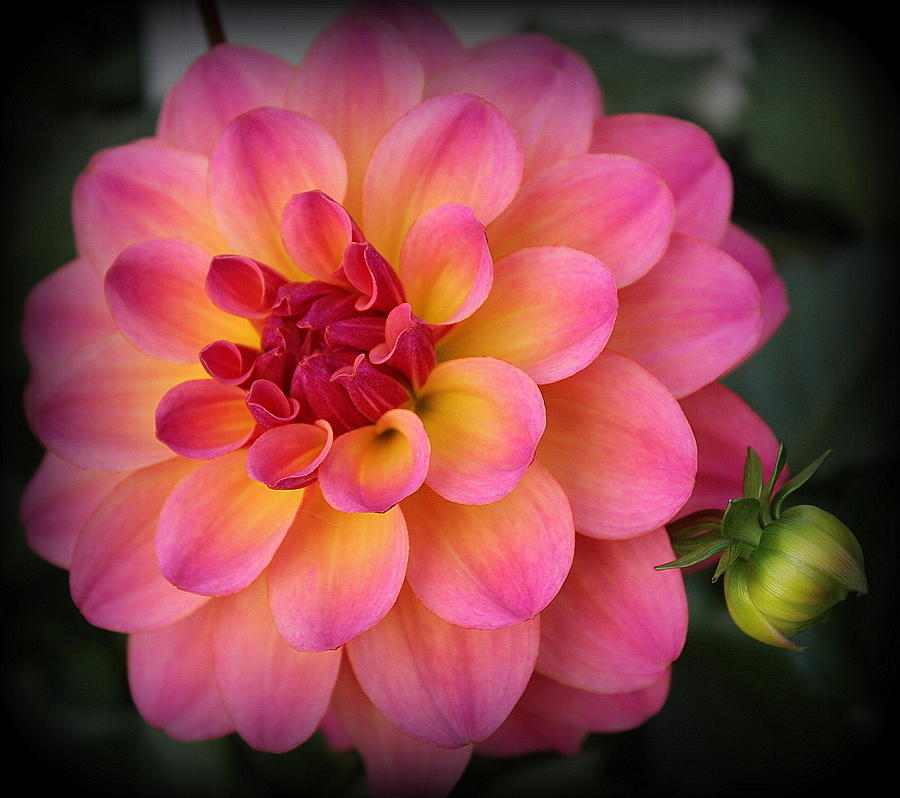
[403,461,574,630]
[23,258,116,375]
[330,661,472,798]
[246,420,333,490]
[246,379,301,429]
[20,453,127,569]
[331,354,411,423]
[27,334,205,471]
[280,191,357,282]
[437,246,618,384]
[70,457,207,632]
[609,234,763,398]
[341,242,405,313]
[158,43,294,155]
[319,408,429,514]
[363,93,523,263]
[73,139,225,275]
[157,449,301,596]
[416,357,545,505]
[205,254,287,319]
[398,203,492,324]
[591,113,733,244]
[291,354,370,434]
[268,485,408,652]
[128,603,233,741]
[369,303,436,388]
[488,153,674,288]
[347,583,539,748]
[199,340,258,386]
[537,530,687,693]
[538,350,696,539]
[155,379,256,460]
[209,107,347,276]
[212,575,341,753]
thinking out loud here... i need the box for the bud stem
[198,0,226,48]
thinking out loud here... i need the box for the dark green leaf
[771,450,831,518]
[721,497,763,546]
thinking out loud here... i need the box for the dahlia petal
[200,340,258,386]
[318,408,429,514]
[403,462,574,630]
[487,153,675,288]
[105,239,257,362]
[537,530,687,693]
[268,485,408,652]
[678,381,781,518]
[280,191,355,282]
[368,303,436,388]
[246,379,300,429]
[590,113,733,243]
[362,93,523,264]
[347,583,539,748]
[70,457,208,632]
[158,43,294,155]
[209,107,347,276]
[22,258,116,375]
[26,334,205,470]
[72,139,226,275]
[470,33,602,117]
[608,234,763,398]
[537,350,696,539]
[246,421,333,490]
[475,705,585,758]
[341,242,405,313]
[416,357,545,505]
[398,203,492,325]
[519,670,672,733]
[330,354,411,423]
[157,449,301,596]
[331,662,472,798]
[436,246,618,384]
[211,574,341,753]
[20,453,127,569]
[128,602,233,741]
[425,56,594,178]
[205,254,287,319]
[155,379,256,460]
[319,705,353,752]
[287,13,424,218]
[720,223,789,350]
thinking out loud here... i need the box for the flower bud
[723,505,866,649]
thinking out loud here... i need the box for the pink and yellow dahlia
[21,3,789,795]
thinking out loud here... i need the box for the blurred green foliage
[2,3,896,796]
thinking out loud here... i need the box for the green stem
[198,0,226,47]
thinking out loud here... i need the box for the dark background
[2,2,897,795]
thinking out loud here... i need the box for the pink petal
[70,457,208,632]
[720,223,789,350]
[330,661,472,798]
[519,670,672,733]
[211,574,341,753]
[416,357,545,505]
[591,113,733,244]
[20,454,127,569]
[156,449,301,596]
[72,139,226,275]
[426,55,594,178]
[246,421,333,490]
[476,705,585,758]
[368,303,436,388]
[319,705,353,752]
[155,379,256,460]
[537,530,687,693]
[105,239,256,363]
[347,583,539,748]
[158,43,294,155]
[470,33,602,117]
[608,233,763,399]
[437,246,618,384]
[678,381,781,518]
[22,258,116,375]
[487,154,675,288]
[205,253,287,319]
[398,203,492,324]
[318,409,430,513]
[209,107,347,276]
[362,93,523,264]
[268,485,408,652]
[341,241,405,313]
[26,334,205,470]
[403,462,574,630]
[128,602,233,741]
[537,350,697,539]
[286,12,424,218]
[280,191,356,282]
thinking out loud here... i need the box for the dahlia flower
[21,3,790,795]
